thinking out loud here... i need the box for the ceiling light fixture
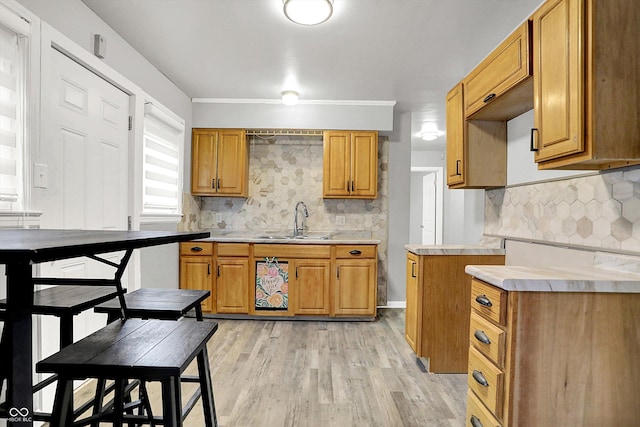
[421,132,439,141]
[283,0,334,26]
[282,90,299,106]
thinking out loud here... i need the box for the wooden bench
[37,318,218,427]
[94,288,210,322]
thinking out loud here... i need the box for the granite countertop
[194,230,381,245]
[465,264,640,293]
[405,244,505,256]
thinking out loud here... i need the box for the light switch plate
[336,215,346,226]
[33,163,48,188]
[215,213,223,223]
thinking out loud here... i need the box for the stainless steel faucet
[293,201,309,237]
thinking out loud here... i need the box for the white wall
[383,112,412,303]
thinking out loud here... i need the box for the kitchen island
[464,264,640,427]
[180,230,380,320]
[404,244,505,373]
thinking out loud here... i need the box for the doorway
[410,167,443,245]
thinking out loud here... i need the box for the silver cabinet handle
[474,330,491,345]
[472,370,489,387]
[475,295,492,307]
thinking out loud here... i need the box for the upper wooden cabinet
[191,128,248,197]
[464,21,533,120]
[323,131,378,199]
[532,0,640,169]
[446,83,507,189]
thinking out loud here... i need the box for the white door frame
[411,167,443,245]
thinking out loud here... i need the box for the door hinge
[127,216,132,231]
[128,116,133,131]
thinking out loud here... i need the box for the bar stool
[37,318,219,427]
[0,285,120,420]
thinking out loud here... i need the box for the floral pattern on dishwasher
[255,257,289,310]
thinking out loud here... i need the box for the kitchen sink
[255,234,331,240]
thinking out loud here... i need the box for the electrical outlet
[215,213,222,223]
[336,215,346,226]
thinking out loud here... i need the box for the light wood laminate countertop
[466,264,640,293]
[405,244,505,256]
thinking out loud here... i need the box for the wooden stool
[37,318,218,427]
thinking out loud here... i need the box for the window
[0,11,29,212]
[142,101,184,217]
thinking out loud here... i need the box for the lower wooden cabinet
[404,251,504,373]
[466,277,640,426]
[333,245,377,316]
[215,257,249,314]
[291,259,331,315]
[179,242,214,312]
[179,241,377,318]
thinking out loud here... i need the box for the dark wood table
[0,229,209,426]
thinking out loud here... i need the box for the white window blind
[0,17,28,212]
[142,102,184,215]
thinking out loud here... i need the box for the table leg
[5,263,35,426]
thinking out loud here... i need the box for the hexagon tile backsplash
[485,167,640,253]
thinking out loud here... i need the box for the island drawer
[466,390,502,427]
[469,311,506,368]
[468,346,504,419]
[471,279,507,326]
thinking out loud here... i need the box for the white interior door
[422,172,436,245]
[36,47,130,410]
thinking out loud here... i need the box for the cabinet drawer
[468,346,504,419]
[253,244,331,259]
[217,243,250,257]
[466,390,502,427]
[469,312,506,368]
[471,279,507,326]
[180,242,213,256]
[464,21,531,118]
[335,245,376,259]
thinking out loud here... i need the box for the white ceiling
[81,0,543,150]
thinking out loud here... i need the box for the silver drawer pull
[472,370,489,387]
[475,294,492,307]
[474,330,491,345]
[470,415,484,427]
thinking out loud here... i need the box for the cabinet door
[216,257,249,314]
[405,253,419,353]
[191,130,218,195]
[323,131,351,197]
[334,259,376,316]
[533,0,584,163]
[446,83,465,186]
[180,255,213,313]
[217,129,248,196]
[292,260,331,315]
[351,131,378,198]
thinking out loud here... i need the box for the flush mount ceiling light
[283,0,334,26]
[421,132,439,141]
[282,90,299,106]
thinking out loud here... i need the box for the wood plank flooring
[71,309,467,426]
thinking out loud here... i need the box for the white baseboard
[378,300,406,309]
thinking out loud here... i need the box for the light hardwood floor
[73,309,467,426]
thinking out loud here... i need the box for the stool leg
[197,347,217,427]
[91,378,107,427]
[161,376,182,427]
[59,314,75,419]
[113,379,126,427]
[195,305,203,321]
[50,375,73,427]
